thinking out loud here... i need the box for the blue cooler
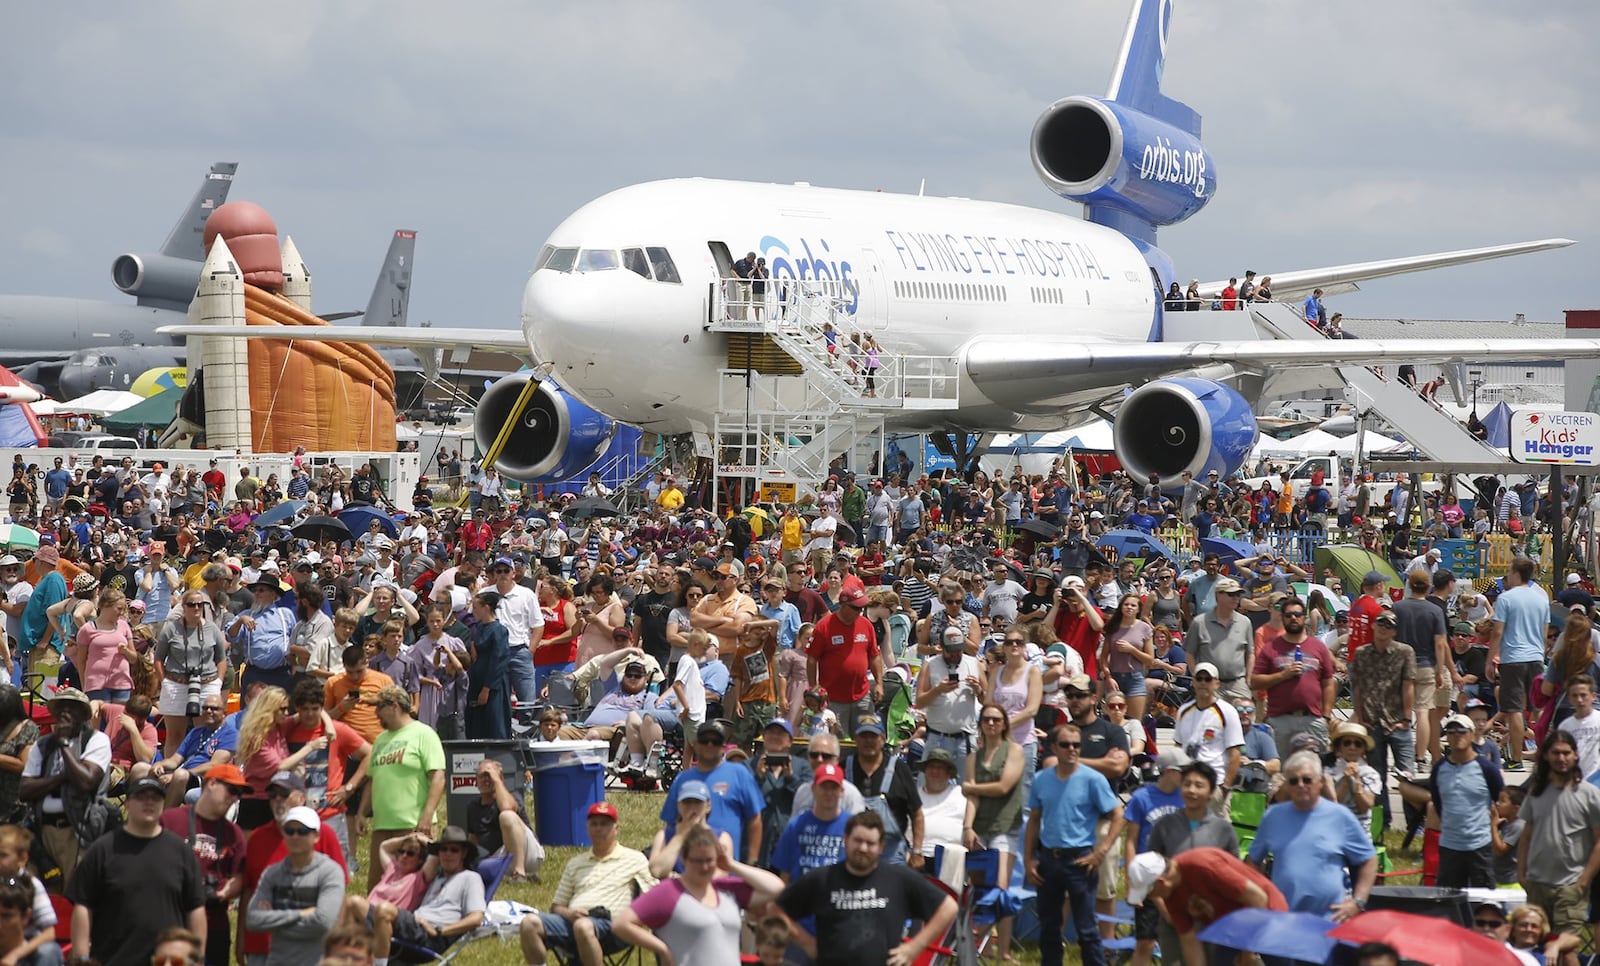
[527,739,609,847]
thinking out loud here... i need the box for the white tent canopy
[1252,428,1403,460]
[992,419,1114,454]
[25,399,59,417]
[57,389,144,417]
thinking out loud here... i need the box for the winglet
[158,162,237,261]
[362,230,416,327]
[1105,0,1200,137]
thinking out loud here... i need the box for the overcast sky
[2,1,1596,332]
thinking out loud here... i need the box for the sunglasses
[1004,638,1026,646]
[808,751,837,761]
[696,735,725,746]
[283,826,317,837]
[1107,702,1127,709]
[1055,740,1081,749]
[1475,918,1506,929]
[267,788,294,799]
[1286,776,1319,786]
[1336,739,1366,749]
[1193,674,1215,683]
[151,958,195,966]
[980,716,1006,724]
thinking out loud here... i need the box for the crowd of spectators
[1,441,1598,965]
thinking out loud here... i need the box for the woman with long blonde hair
[234,685,329,830]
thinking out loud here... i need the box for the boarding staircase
[705,278,953,506]
[1249,302,1510,463]
[707,278,961,412]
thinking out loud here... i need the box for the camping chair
[1095,900,1144,964]
[389,853,511,965]
[49,894,72,958]
[1229,790,1269,858]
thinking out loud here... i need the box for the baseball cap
[1125,852,1167,906]
[1192,662,1220,680]
[691,556,717,572]
[1362,570,1388,587]
[1061,575,1086,591]
[854,714,886,736]
[1452,620,1475,635]
[493,556,515,570]
[1571,573,1585,585]
[1155,749,1191,773]
[622,661,647,677]
[813,763,846,786]
[941,627,966,649]
[1442,713,1474,733]
[921,747,957,770]
[282,805,321,832]
[269,771,307,792]
[764,718,793,736]
[1063,673,1094,694]
[678,780,712,802]
[839,588,870,608]
[128,775,166,798]
[1213,577,1242,594]
[714,562,736,577]
[587,801,620,821]
[206,763,252,792]
[1375,611,1398,628]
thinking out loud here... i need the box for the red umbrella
[1327,910,1523,966]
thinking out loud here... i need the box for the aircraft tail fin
[158,162,237,261]
[1105,0,1200,137]
[362,230,416,327]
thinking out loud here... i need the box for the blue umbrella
[1200,535,1257,566]
[1095,528,1177,562]
[339,505,398,539]
[1198,908,1338,963]
[252,500,308,528]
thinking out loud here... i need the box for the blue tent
[1481,401,1513,449]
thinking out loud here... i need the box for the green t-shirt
[370,719,445,830]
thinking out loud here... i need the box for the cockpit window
[544,247,578,273]
[533,245,555,272]
[646,247,681,283]
[621,248,651,279]
[576,249,618,272]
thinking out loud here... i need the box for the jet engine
[1113,378,1257,487]
[1030,96,1215,229]
[473,374,617,482]
[110,252,203,309]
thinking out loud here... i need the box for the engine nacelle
[1030,95,1215,228]
[1113,378,1257,488]
[473,374,617,483]
[110,252,203,307]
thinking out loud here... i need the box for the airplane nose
[521,270,615,370]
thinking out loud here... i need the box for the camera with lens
[186,679,202,718]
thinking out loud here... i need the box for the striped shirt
[551,846,657,912]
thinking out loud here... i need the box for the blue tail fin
[1106,0,1200,137]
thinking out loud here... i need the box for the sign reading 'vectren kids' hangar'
[1509,410,1600,466]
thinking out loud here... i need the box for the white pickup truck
[1241,455,1448,508]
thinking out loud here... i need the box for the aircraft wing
[155,324,530,354]
[964,335,1598,410]
[1197,238,1575,302]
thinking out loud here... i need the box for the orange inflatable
[205,202,396,453]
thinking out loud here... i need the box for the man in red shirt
[1346,571,1388,663]
[1052,575,1106,681]
[1125,847,1286,964]
[459,510,494,556]
[284,677,371,868]
[237,771,348,962]
[1250,599,1337,760]
[161,764,251,966]
[807,588,885,733]
[201,458,226,501]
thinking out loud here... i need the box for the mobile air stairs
[1247,302,1510,464]
[705,278,960,508]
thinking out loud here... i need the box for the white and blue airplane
[164,0,1587,485]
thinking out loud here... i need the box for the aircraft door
[854,247,887,331]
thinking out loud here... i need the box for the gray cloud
[0,0,1594,334]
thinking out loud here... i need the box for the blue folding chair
[390,853,512,965]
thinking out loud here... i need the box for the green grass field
[317,790,1430,966]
